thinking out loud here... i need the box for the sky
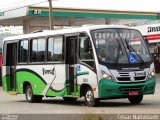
[0,0,160,12]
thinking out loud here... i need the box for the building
[134,23,160,73]
[0,0,160,34]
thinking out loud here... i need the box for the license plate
[128,91,139,96]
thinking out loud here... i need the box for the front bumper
[98,78,156,99]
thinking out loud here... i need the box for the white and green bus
[2,25,156,107]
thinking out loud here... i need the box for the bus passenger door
[66,35,78,95]
[6,43,17,91]
[77,33,98,97]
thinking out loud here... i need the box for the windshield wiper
[124,38,144,64]
[115,38,122,63]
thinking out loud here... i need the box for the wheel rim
[86,90,94,102]
[26,87,32,100]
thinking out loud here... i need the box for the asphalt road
[0,75,160,115]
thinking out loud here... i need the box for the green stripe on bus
[76,71,89,76]
[2,75,10,91]
[3,70,68,97]
[16,71,46,95]
[98,78,156,98]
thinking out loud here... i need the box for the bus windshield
[91,28,152,64]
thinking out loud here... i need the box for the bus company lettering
[148,26,160,33]
[42,68,55,75]
[134,71,146,77]
[94,32,134,40]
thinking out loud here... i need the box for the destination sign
[94,32,135,40]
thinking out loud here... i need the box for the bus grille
[119,85,144,92]
[116,76,146,82]
[116,72,146,82]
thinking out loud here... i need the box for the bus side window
[18,40,28,63]
[47,36,63,62]
[31,38,45,62]
[79,33,95,68]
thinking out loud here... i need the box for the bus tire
[25,85,42,103]
[128,95,143,104]
[84,87,100,107]
[63,97,78,102]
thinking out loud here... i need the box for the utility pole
[48,0,54,30]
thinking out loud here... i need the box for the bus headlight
[101,71,112,80]
[147,71,156,79]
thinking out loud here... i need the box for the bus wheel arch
[23,81,31,94]
[23,81,42,103]
[80,84,92,97]
[80,84,100,107]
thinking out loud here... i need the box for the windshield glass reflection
[91,28,151,64]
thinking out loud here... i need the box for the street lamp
[48,0,54,30]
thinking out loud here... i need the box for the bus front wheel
[84,87,100,107]
[25,85,42,103]
[128,95,143,104]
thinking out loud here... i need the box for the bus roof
[3,25,136,42]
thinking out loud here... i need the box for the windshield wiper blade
[124,39,144,64]
[115,38,121,63]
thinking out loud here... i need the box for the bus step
[8,91,17,95]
